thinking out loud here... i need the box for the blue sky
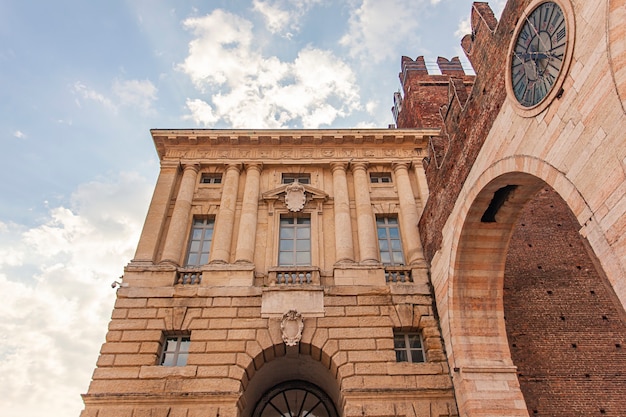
[0,1,504,416]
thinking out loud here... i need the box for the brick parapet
[418,1,523,261]
[394,56,475,130]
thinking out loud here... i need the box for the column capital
[181,163,201,173]
[244,163,263,173]
[391,161,412,172]
[225,162,243,173]
[330,161,349,173]
[350,162,369,173]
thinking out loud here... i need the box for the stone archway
[447,172,545,417]
[238,345,342,417]
[608,0,626,113]
[440,157,626,416]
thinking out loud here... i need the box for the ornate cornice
[151,128,438,161]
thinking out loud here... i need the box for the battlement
[393,55,475,129]
[400,56,467,81]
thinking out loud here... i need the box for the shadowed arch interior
[450,171,626,415]
[239,346,342,417]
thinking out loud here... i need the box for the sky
[0,1,505,415]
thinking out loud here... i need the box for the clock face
[511,2,567,107]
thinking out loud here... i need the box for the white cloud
[113,79,158,115]
[13,130,26,139]
[0,172,152,417]
[184,98,218,126]
[72,79,158,115]
[252,0,291,34]
[252,0,322,35]
[340,0,426,64]
[455,16,471,39]
[179,10,361,128]
[72,81,116,111]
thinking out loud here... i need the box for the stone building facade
[80,129,459,417]
[82,0,626,416]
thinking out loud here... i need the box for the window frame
[394,331,425,363]
[185,217,214,267]
[200,173,223,184]
[282,173,311,184]
[278,214,312,266]
[376,216,405,266]
[369,172,393,184]
[159,333,191,366]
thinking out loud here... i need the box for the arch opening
[239,346,342,417]
[449,171,626,415]
[252,380,339,417]
[504,186,626,416]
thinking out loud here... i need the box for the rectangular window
[282,173,310,184]
[278,216,311,266]
[185,218,214,266]
[160,334,191,366]
[200,173,222,184]
[394,332,425,363]
[377,217,405,265]
[370,172,392,183]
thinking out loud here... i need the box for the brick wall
[394,56,474,130]
[417,1,523,262]
[504,187,626,416]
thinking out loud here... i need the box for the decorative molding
[151,128,437,160]
[280,310,304,346]
[284,181,306,212]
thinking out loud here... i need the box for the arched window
[252,380,338,417]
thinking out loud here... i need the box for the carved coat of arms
[281,310,304,346]
[284,181,306,212]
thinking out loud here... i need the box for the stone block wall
[81,283,457,417]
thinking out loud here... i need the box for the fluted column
[351,162,379,263]
[160,163,200,265]
[209,163,242,264]
[331,162,354,264]
[392,162,425,265]
[234,163,262,264]
[133,162,179,263]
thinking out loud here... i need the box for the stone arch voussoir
[237,337,343,417]
[444,155,618,416]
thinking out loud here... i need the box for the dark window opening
[200,173,222,184]
[394,331,425,363]
[481,185,518,223]
[282,173,310,184]
[160,334,191,366]
[370,172,392,183]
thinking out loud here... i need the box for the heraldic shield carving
[284,181,306,212]
[281,310,304,346]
